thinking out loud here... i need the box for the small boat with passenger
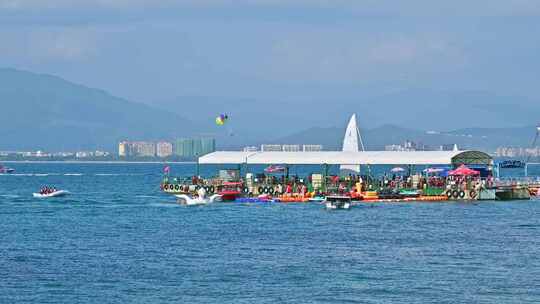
[0,164,15,174]
[33,186,69,198]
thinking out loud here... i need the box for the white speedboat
[0,165,14,174]
[324,196,352,210]
[175,187,221,206]
[33,190,69,198]
[308,196,326,203]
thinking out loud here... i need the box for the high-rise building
[302,145,323,152]
[243,146,258,152]
[118,141,129,157]
[282,144,301,152]
[200,137,216,156]
[193,138,203,157]
[131,142,156,157]
[176,137,216,158]
[156,141,173,158]
[118,141,155,157]
[440,144,457,151]
[261,144,282,152]
[175,138,195,158]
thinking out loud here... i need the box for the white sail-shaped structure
[340,114,364,173]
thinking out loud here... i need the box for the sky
[1,0,540,129]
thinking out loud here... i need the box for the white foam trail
[95,173,145,176]
[0,194,20,198]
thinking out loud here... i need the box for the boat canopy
[199,151,493,166]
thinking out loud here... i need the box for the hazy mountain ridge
[270,124,538,151]
[0,68,199,151]
[1,68,538,152]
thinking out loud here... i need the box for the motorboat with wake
[0,165,14,174]
[175,187,222,206]
[324,195,352,210]
[33,187,70,198]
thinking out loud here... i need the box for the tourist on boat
[285,184,292,194]
[299,184,307,197]
[276,184,283,195]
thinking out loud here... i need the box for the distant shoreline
[1,160,197,164]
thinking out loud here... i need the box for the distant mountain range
[270,124,539,151]
[1,68,538,152]
[0,68,200,151]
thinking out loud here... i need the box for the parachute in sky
[215,114,229,126]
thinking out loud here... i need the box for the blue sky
[1,0,540,129]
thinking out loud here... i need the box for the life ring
[263,187,269,194]
[174,184,180,191]
[258,186,264,194]
[243,187,249,193]
[268,187,275,194]
[195,185,200,190]
[452,190,459,199]
[459,191,466,198]
[469,190,477,199]
[209,186,215,193]
[446,190,453,198]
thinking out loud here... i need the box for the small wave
[1,173,62,176]
[0,194,20,198]
[64,173,83,176]
[94,173,147,176]
[134,195,161,199]
[149,202,179,208]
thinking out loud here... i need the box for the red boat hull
[219,191,241,202]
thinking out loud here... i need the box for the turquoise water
[1,163,540,303]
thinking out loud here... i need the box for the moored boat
[175,187,222,206]
[324,196,352,210]
[217,182,243,202]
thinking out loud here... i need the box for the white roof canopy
[199,151,487,166]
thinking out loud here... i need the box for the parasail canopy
[215,114,229,126]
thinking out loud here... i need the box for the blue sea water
[1,163,540,303]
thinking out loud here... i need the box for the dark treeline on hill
[0,68,200,152]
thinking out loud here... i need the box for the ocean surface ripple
[1,163,539,303]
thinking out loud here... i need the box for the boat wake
[94,173,146,176]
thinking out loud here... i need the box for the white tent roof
[199,151,475,165]
[198,151,257,164]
